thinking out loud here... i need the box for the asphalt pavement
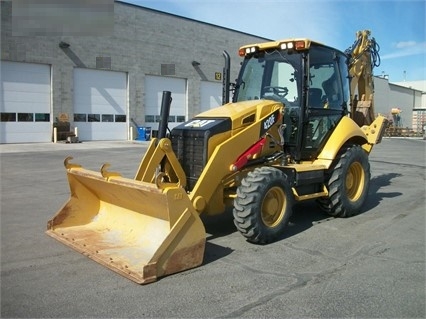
[1,138,425,318]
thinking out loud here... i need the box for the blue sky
[122,0,425,83]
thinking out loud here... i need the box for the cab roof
[238,38,342,57]
[239,38,321,50]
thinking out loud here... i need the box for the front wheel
[233,167,293,244]
[317,144,370,217]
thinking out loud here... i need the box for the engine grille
[171,130,207,191]
[170,117,232,192]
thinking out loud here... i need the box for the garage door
[73,68,127,141]
[0,61,51,143]
[144,76,187,132]
[200,81,222,113]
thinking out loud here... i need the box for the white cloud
[382,41,426,59]
[395,41,417,49]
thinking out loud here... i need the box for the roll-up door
[144,76,187,132]
[1,61,51,143]
[73,68,127,141]
[200,81,222,113]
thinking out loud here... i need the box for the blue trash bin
[136,126,151,141]
[145,127,151,140]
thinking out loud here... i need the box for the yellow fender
[314,115,386,168]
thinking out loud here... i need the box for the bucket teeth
[64,156,81,169]
[100,163,122,178]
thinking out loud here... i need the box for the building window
[102,114,114,122]
[74,114,87,122]
[18,113,34,122]
[1,112,16,122]
[176,116,186,122]
[35,113,50,122]
[115,114,126,122]
[145,115,155,122]
[88,114,100,122]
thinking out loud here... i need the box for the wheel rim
[261,186,286,227]
[346,162,365,201]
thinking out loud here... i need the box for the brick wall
[1,1,269,126]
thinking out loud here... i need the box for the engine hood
[195,99,282,131]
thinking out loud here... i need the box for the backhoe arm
[346,30,381,126]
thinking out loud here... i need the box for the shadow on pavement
[363,172,403,211]
[199,172,403,258]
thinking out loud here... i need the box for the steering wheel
[263,86,290,104]
[264,86,288,97]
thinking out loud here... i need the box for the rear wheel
[233,167,293,244]
[318,144,370,217]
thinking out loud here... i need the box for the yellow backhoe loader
[47,30,387,284]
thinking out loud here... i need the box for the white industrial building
[373,78,425,132]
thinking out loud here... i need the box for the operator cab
[234,40,350,161]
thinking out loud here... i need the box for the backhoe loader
[47,30,387,284]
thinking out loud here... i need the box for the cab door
[300,46,349,160]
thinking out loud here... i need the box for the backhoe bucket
[46,161,206,284]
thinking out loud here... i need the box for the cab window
[309,47,344,110]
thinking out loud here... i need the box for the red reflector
[232,137,267,171]
[295,41,305,50]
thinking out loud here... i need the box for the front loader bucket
[46,160,206,284]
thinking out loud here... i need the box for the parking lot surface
[1,138,425,318]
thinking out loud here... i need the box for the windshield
[234,50,302,107]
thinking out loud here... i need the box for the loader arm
[134,138,187,189]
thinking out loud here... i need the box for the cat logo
[184,119,215,128]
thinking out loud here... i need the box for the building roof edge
[115,1,272,41]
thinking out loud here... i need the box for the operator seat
[308,88,323,108]
[322,73,340,108]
